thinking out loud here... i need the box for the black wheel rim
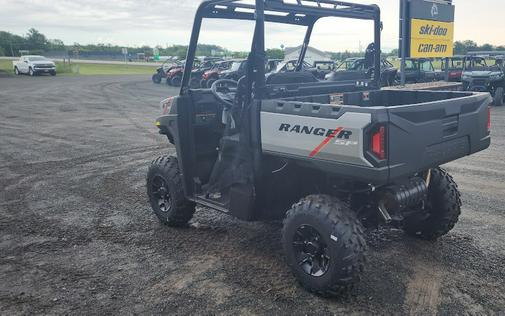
[292,225,330,277]
[151,176,171,213]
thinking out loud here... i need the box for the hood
[31,60,55,66]
[464,70,502,77]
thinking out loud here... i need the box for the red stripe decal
[309,127,343,158]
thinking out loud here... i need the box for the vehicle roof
[22,55,46,58]
[197,0,380,26]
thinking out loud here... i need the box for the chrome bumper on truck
[260,90,491,185]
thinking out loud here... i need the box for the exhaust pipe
[375,177,428,222]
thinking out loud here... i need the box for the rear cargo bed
[260,90,491,184]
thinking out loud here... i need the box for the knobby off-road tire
[403,167,462,240]
[147,156,195,227]
[282,194,367,296]
[152,74,161,84]
[494,87,504,106]
[171,76,182,87]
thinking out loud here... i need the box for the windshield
[464,58,501,71]
[27,56,48,62]
[229,61,242,71]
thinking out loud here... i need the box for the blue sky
[0,0,503,52]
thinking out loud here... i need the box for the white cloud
[0,0,503,52]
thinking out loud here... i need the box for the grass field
[0,59,155,76]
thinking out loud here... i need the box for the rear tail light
[160,97,174,115]
[371,126,386,160]
[488,106,491,132]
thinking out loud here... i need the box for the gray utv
[462,53,505,106]
[147,0,491,296]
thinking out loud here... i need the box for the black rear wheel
[152,73,161,84]
[147,156,195,226]
[171,76,182,87]
[189,77,200,89]
[282,194,367,296]
[403,167,461,240]
[200,79,207,88]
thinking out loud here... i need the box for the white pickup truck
[13,55,56,76]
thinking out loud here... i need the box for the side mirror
[24,60,28,63]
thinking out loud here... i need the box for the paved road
[1,75,504,315]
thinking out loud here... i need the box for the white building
[284,45,332,65]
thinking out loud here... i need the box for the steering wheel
[211,79,238,108]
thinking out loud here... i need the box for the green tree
[480,43,493,52]
[266,48,284,59]
[26,28,47,50]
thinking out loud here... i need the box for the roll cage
[180,0,382,98]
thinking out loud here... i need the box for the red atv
[166,65,184,87]
[200,60,234,88]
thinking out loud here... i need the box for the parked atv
[441,56,465,82]
[152,60,181,84]
[462,54,505,106]
[166,66,184,87]
[147,0,491,297]
[200,60,234,88]
[396,58,440,84]
[219,59,247,80]
[190,59,221,88]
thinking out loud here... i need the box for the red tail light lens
[487,106,491,132]
[371,126,386,160]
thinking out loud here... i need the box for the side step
[193,195,229,213]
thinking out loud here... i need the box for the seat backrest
[266,71,319,85]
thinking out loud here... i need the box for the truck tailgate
[387,92,491,179]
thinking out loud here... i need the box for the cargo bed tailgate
[387,92,491,179]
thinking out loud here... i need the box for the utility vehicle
[152,60,182,84]
[147,0,491,296]
[326,57,397,86]
[219,59,248,80]
[462,53,505,106]
[190,59,222,88]
[441,56,465,82]
[396,58,440,84]
[200,60,234,88]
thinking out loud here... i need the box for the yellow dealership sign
[410,18,454,58]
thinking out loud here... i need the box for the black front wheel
[494,87,504,106]
[282,195,367,296]
[146,156,195,226]
[50,71,56,76]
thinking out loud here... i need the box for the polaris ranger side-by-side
[147,0,491,296]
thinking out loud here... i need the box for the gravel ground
[1,75,504,315]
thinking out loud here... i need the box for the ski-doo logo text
[278,123,353,139]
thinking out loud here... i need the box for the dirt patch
[1,75,504,314]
